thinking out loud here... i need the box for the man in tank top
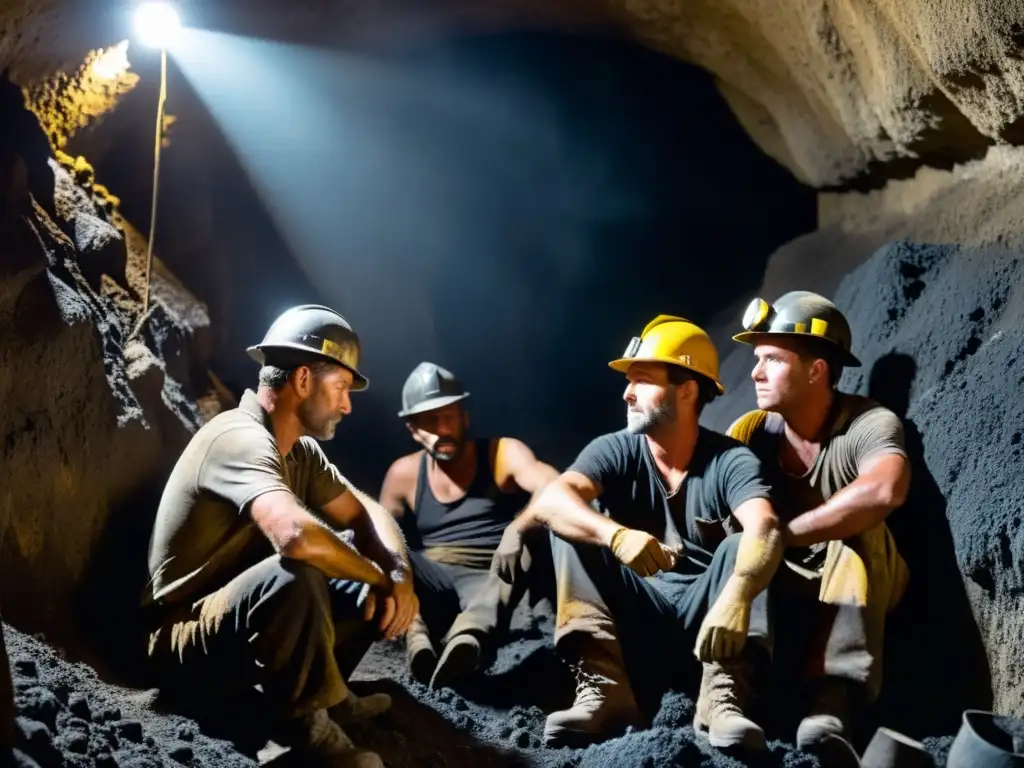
[378,362,559,689]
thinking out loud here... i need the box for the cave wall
[0,73,223,663]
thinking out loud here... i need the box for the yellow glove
[609,527,677,576]
[694,574,753,662]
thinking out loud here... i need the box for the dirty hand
[491,525,525,584]
[361,563,394,625]
[380,568,418,641]
[694,577,752,662]
[609,527,677,576]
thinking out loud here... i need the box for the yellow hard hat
[608,314,725,394]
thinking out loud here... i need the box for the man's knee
[247,556,332,624]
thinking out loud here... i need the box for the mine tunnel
[1,0,1023,766]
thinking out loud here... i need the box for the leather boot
[329,690,392,724]
[693,657,766,751]
[430,633,482,690]
[405,613,436,684]
[543,635,643,747]
[796,677,851,750]
[280,708,384,767]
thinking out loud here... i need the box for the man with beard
[493,315,784,749]
[378,362,558,689]
[142,305,417,768]
[728,291,910,754]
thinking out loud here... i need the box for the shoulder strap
[412,450,430,511]
[727,409,770,446]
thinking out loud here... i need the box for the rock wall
[0,72,224,670]
[5,1,1024,190]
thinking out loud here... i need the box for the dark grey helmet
[398,362,469,418]
[733,290,861,367]
[247,304,369,390]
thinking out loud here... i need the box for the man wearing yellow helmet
[729,291,910,755]
[492,315,784,750]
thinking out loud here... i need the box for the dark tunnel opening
[84,29,815,494]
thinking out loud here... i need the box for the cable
[131,45,166,339]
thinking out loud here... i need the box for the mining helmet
[246,304,369,390]
[608,315,725,394]
[398,362,470,418]
[732,290,861,367]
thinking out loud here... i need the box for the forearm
[728,521,783,600]
[785,479,898,547]
[516,483,620,547]
[285,521,391,588]
[359,501,411,573]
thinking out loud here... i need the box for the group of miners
[140,290,911,767]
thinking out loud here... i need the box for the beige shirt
[748,393,907,570]
[143,389,348,608]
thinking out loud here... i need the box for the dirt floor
[5,595,958,768]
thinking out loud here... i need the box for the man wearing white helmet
[379,362,559,690]
[143,305,417,768]
[730,291,911,755]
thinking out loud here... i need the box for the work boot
[280,708,383,767]
[693,659,766,751]
[429,633,482,690]
[329,690,392,724]
[796,677,851,750]
[406,613,437,684]
[543,636,642,747]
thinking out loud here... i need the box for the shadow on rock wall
[866,352,991,738]
[836,241,1024,722]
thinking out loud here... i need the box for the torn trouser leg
[548,532,770,745]
[147,555,375,721]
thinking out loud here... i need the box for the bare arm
[510,470,621,547]
[250,489,390,588]
[378,455,417,521]
[785,454,910,547]
[322,486,411,576]
[493,437,560,501]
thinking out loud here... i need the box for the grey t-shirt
[568,427,771,577]
[143,389,348,608]
[744,392,907,569]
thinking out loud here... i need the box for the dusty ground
[5,593,959,767]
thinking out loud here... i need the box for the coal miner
[495,315,784,749]
[728,291,910,752]
[142,304,417,768]
[379,362,559,689]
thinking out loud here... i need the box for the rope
[130,46,167,340]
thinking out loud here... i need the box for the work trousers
[146,555,376,720]
[409,550,516,646]
[552,532,770,695]
[771,564,882,702]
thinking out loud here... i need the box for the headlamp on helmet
[742,298,773,332]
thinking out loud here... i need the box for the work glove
[491,525,525,585]
[609,527,677,577]
[694,575,753,662]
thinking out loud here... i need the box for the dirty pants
[409,550,517,647]
[552,532,770,696]
[146,555,376,720]
[770,564,882,703]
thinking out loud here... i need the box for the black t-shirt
[568,428,771,576]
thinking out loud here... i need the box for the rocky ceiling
[3,0,1024,191]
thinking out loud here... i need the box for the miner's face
[296,364,353,440]
[407,403,469,462]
